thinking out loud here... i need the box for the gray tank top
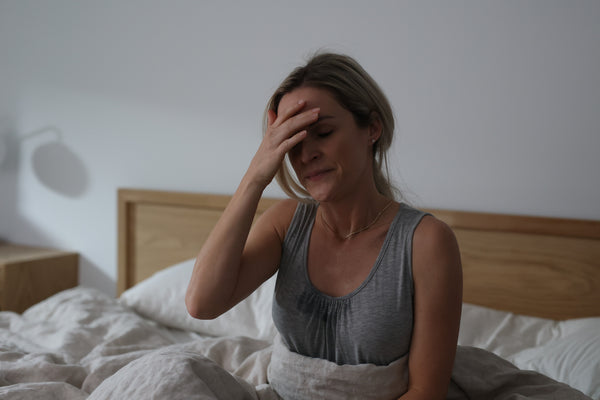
[272,202,428,366]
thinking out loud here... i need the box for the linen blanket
[0,287,592,399]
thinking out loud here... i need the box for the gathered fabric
[267,336,409,400]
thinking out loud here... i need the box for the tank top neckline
[300,202,407,301]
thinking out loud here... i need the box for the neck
[318,191,394,240]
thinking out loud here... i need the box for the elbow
[185,299,214,320]
[185,293,222,320]
[185,297,202,319]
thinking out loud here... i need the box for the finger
[279,130,307,154]
[279,107,320,136]
[267,107,319,147]
[267,109,276,127]
[267,110,318,149]
[273,99,306,126]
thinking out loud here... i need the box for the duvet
[0,287,592,399]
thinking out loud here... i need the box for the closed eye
[317,130,333,138]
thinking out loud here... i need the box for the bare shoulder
[413,215,457,248]
[412,215,462,276]
[253,198,299,241]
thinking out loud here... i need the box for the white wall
[1,1,599,296]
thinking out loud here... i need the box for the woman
[186,52,462,399]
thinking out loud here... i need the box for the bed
[1,188,599,399]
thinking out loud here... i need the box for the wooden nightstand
[0,243,78,313]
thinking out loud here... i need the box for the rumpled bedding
[0,287,592,399]
[267,336,408,399]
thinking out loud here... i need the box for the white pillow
[460,303,600,399]
[459,303,558,358]
[509,318,600,400]
[119,258,278,341]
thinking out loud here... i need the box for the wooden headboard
[117,188,600,320]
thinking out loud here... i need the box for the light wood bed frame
[117,188,600,320]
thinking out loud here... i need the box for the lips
[304,168,333,181]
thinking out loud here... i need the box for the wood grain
[117,189,277,294]
[0,244,78,313]
[454,228,600,319]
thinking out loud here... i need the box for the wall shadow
[32,140,89,198]
[0,122,113,297]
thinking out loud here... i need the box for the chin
[305,187,338,203]
[302,178,341,203]
[303,187,328,203]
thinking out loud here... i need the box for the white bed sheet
[0,287,274,399]
[0,282,597,399]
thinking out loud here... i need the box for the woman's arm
[399,216,463,400]
[185,100,319,319]
[185,190,294,319]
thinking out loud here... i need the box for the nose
[292,136,320,164]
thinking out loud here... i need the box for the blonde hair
[264,52,397,201]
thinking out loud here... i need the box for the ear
[368,112,383,144]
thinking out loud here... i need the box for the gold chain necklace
[320,200,394,240]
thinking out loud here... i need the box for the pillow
[509,318,600,399]
[459,303,600,398]
[459,303,558,358]
[119,258,278,341]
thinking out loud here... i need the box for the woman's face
[278,86,380,203]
